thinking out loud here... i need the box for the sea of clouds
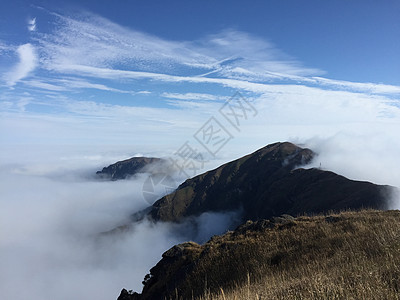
[2,88,400,300]
[1,121,400,300]
[0,145,242,300]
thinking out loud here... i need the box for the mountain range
[96,142,397,299]
[147,142,392,222]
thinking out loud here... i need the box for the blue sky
[0,0,400,154]
[2,1,399,83]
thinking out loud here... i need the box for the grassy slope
[140,210,400,300]
[198,210,400,300]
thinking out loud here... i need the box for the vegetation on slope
[148,142,392,223]
[122,210,400,300]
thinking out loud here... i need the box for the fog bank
[0,150,238,300]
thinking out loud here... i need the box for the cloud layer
[3,10,399,96]
[0,150,240,300]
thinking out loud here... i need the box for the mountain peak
[147,142,391,222]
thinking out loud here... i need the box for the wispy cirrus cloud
[161,92,228,101]
[23,77,149,95]
[311,77,400,95]
[47,63,400,102]
[38,11,216,73]
[30,11,400,97]
[4,43,37,87]
[28,17,37,32]
[2,9,400,122]
[0,41,10,53]
[37,11,322,82]
[195,30,324,78]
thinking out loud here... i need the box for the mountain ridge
[146,142,392,223]
[96,157,163,180]
[114,141,397,300]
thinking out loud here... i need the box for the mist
[1,87,400,300]
[303,133,400,208]
[0,148,239,300]
[1,129,400,300]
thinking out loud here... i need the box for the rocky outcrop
[117,289,140,300]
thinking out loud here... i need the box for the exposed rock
[162,241,201,258]
[117,289,140,300]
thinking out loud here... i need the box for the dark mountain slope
[147,142,392,222]
[119,210,400,300]
[116,142,397,300]
[96,157,163,180]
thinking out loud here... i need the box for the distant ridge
[96,157,163,180]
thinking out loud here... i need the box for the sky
[0,0,399,153]
[0,1,400,152]
[1,1,400,300]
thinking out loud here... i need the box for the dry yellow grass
[190,210,400,300]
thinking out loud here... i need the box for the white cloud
[28,17,37,32]
[304,133,400,188]
[0,41,10,53]
[161,92,227,101]
[311,76,400,95]
[197,30,324,77]
[4,43,37,86]
[33,11,400,97]
[23,79,68,91]
[0,151,239,300]
[23,78,143,95]
[39,12,216,73]
[38,48,400,98]
[37,12,323,84]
